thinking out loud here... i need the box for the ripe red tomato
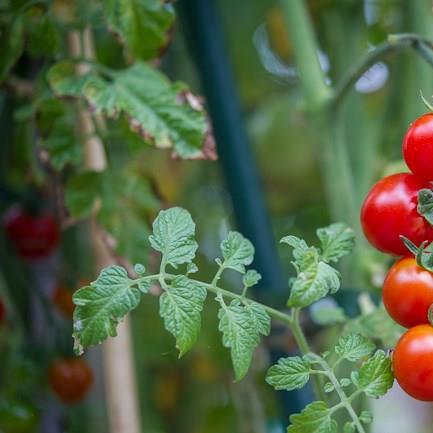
[52,286,75,318]
[360,173,433,255]
[48,358,93,403]
[383,258,433,327]
[403,113,433,181]
[4,207,59,260]
[393,324,433,401]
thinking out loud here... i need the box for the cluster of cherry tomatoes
[361,113,433,401]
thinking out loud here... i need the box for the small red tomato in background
[403,113,433,181]
[393,324,433,401]
[52,286,75,318]
[5,207,59,259]
[360,173,433,256]
[3,207,59,260]
[383,258,433,328]
[0,300,5,323]
[48,358,93,403]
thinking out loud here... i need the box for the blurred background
[1,0,433,432]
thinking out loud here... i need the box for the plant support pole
[68,29,142,433]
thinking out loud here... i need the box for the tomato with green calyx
[48,358,93,403]
[393,324,433,401]
[403,113,433,181]
[4,207,59,260]
[360,173,433,256]
[0,399,39,433]
[383,257,433,328]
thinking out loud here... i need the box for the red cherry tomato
[360,173,433,255]
[403,113,433,181]
[4,207,59,260]
[52,286,75,318]
[383,258,433,328]
[48,358,93,403]
[393,324,433,401]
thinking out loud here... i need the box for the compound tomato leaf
[317,223,355,263]
[334,333,375,362]
[72,266,142,355]
[159,276,207,357]
[266,356,311,391]
[351,350,394,398]
[220,231,254,273]
[288,401,337,433]
[47,60,215,159]
[149,207,198,267]
[103,0,175,60]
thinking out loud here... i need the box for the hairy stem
[311,354,365,433]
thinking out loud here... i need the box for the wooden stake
[68,28,142,433]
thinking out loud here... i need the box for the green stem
[332,33,433,109]
[291,308,327,402]
[311,354,365,433]
[280,0,331,112]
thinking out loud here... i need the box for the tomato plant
[383,257,433,328]
[48,358,93,404]
[360,173,433,256]
[392,324,433,401]
[403,113,433,182]
[3,207,59,260]
[0,399,39,433]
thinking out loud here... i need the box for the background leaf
[103,0,175,60]
[47,61,214,159]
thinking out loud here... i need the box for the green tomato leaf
[266,356,310,391]
[0,16,24,82]
[218,299,270,381]
[47,61,215,159]
[220,231,254,273]
[281,235,319,270]
[242,269,261,288]
[317,223,355,263]
[359,411,373,425]
[159,276,207,356]
[324,382,334,393]
[288,401,337,433]
[25,9,59,57]
[351,350,394,398]
[103,0,175,60]
[334,333,375,362]
[72,266,142,354]
[418,188,433,226]
[149,207,198,267]
[288,261,340,308]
